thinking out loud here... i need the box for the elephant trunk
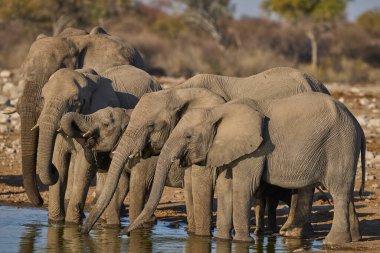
[18,95,43,206]
[60,112,92,138]
[36,103,64,185]
[127,138,186,232]
[82,128,148,233]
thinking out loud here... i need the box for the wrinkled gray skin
[42,65,159,224]
[16,26,144,207]
[61,107,184,224]
[81,67,330,234]
[130,96,365,245]
[214,169,293,239]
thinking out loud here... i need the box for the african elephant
[128,95,365,245]
[39,65,160,223]
[81,67,329,235]
[60,107,184,224]
[15,26,144,207]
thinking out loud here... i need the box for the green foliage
[357,8,380,37]
[0,0,132,31]
[151,15,186,39]
[261,0,347,22]
[179,0,234,18]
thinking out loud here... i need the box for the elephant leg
[184,168,195,235]
[215,167,233,240]
[105,169,129,226]
[267,197,280,234]
[191,165,213,237]
[65,150,96,224]
[96,172,107,223]
[349,200,361,242]
[48,136,70,223]
[280,189,297,234]
[324,196,351,244]
[129,166,150,223]
[232,163,254,242]
[283,187,314,238]
[254,196,266,235]
[64,151,76,212]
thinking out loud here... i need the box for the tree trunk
[306,30,318,69]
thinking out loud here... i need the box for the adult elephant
[16,26,144,206]
[127,96,365,244]
[37,65,160,223]
[81,67,330,234]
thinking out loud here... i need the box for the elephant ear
[36,34,48,40]
[58,27,88,37]
[207,103,264,168]
[84,75,120,112]
[90,26,109,35]
[76,68,98,75]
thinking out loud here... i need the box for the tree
[0,0,132,35]
[357,8,380,38]
[261,0,347,68]
[177,0,236,50]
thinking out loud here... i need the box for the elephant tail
[359,131,366,198]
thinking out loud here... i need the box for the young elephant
[128,94,365,245]
[60,107,184,224]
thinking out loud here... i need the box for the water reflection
[0,206,324,252]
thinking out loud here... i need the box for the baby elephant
[254,182,292,235]
[216,168,291,239]
[60,107,184,225]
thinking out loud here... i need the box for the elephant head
[81,88,226,233]
[35,68,119,185]
[18,26,144,206]
[60,107,131,152]
[127,99,265,231]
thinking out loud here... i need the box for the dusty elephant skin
[81,67,329,234]
[16,26,144,207]
[127,94,365,245]
[38,65,159,224]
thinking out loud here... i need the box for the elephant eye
[185,134,192,141]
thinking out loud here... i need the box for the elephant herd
[10,26,365,245]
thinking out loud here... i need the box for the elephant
[15,26,144,207]
[81,67,330,235]
[127,95,365,245]
[60,107,184,224]
[39,65,160,224]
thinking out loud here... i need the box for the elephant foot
[103,223,121,229]
[324,231,352,245]
[284,223,314,238]
[48,218,65,225]
[195,228,212,237]
[350,229,362,242]
[254,228,264,235]
[65,220,82,225]
[233,235,255,243]
[186,227,195,235]
[215,227,232,240]
[233,229,254,243]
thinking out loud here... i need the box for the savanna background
[0,0,380,251]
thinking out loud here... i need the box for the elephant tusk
[31,124,39,131]
[128,154,135,159]
[57,127,62,133]
[83,131,92,138]
[1,107,17,114]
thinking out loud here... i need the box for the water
[0,205,323,252]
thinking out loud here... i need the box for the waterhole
[0,205,323,252]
